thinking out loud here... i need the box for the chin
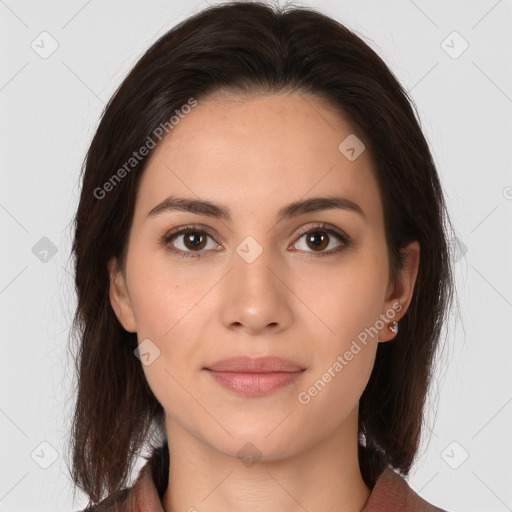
[202,428,307,465]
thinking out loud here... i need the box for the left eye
[291,228,348,255]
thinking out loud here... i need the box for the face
[109,91,419,462]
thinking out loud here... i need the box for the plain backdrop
[1,1,511,511]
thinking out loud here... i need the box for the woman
[68,2,455,511]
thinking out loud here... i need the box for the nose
[219,241,293,336]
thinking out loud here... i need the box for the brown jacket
[80,445,449,512]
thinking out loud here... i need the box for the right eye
[160,226,221,259]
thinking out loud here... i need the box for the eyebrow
[146,194,367,223]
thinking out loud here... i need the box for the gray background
[1,0,511,511]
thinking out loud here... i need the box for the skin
[108,91,420,512]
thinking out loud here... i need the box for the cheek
[140,356,207,444]
[296,308,378,430]
[293,255,386,350]
[126,250,211,405]
[294,253,385,406]
[127,248,214,339]
[307,346,377,431]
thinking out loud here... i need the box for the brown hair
[67,1,456,507]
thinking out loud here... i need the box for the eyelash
[160,223,352,260]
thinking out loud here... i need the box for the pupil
[186,233,205,249]
[308,232,328,250]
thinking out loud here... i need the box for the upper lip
[204,356,305,373]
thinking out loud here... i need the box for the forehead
[134,92,382,226]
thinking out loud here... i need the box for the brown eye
[181,231,208,251]
[291,226,350,257]
[162,228,219,259]
[305,231,330,251]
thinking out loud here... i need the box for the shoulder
[362,467,450,512]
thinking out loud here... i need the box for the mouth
[204,369,305,396]
[203,356,306,396]
[204,355,305,373]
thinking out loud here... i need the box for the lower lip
[204,370,304,396]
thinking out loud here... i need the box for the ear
[107,257,137,333]
[378,240,420,342]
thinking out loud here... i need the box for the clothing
[79,445,449,512]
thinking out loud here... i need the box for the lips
[204,356,305,373]
[203,356,306,396]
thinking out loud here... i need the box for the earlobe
[107,257,137,333]
[378,240,420,343]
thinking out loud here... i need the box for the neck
[162,409,370,512]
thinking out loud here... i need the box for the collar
[90,445,446,512]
